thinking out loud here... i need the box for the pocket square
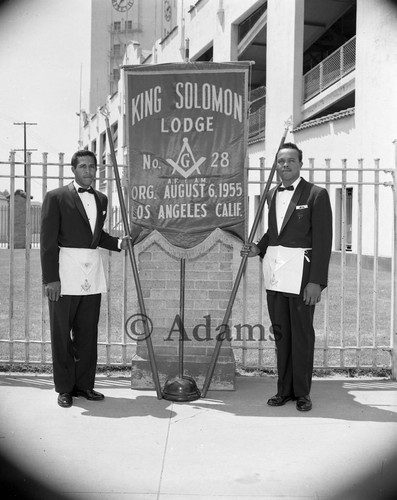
[296,205,308,210]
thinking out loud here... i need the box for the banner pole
[201,118,292,397]
[179,258,185,378]
[101,107,163,400]
[162,258,201,401]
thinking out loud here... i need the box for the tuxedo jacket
[40,182,120,285]
[257,178,333,291]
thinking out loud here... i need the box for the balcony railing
[248,86,266,141]
[303,35,356,102]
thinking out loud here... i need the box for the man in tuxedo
[40,150,132,408]
[242,142,332,411]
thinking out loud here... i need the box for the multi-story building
[89,0,176,112]
[82,0,397,257]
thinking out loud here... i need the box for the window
[113,68,120,82]
[113,21,121,32]
[335,187,353,251]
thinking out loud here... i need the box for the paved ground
[0,374,397,500]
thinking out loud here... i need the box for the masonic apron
[263,245,310,295]
[59,247,107,296]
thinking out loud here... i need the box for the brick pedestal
[130,229,237,391]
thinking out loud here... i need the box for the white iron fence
[235,154,396,377]
[0,149,396,377]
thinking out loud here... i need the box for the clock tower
[89,0,172,113]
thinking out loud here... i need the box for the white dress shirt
[74,181,97,233]
[276,177,302,233]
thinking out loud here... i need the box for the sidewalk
[1,373,397,500]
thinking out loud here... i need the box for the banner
[125,62,249,249]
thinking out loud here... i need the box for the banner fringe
[135,229,241,260]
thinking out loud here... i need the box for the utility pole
[13,121,37,192]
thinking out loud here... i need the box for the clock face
[112,0,134,12]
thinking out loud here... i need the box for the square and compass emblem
[166,137,206,179]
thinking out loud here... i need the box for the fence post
[58,152,64,187]
[41,152,48,363]
[340,159,347,368]
[392,141,397,379]
[24,152,32,361]
[373,159,380,367]
[323,158,331,369]
[357,159,363,367]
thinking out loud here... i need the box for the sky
[0,0,92,198]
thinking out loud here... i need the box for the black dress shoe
[57,393,73,408]
[296,395,312,412]
[267,394,294,407]
[74,388,104,401]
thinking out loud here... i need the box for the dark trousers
[267,292,315,398]
[48,294,101,393]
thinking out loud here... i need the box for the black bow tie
[278,185,294,192]
[78,187,94,194]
